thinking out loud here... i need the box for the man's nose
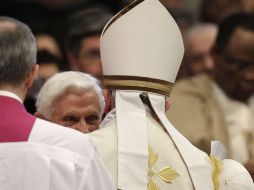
[204,55,214,71]
[75,120,90,133]
[245,71,254,80]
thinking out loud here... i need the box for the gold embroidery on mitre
[147,146,179,190]
[210,156,222,190]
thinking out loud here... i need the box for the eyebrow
[62,115,79,121]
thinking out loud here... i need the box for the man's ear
[25,64,39,88]
[34,111,48,120]
[210,46,222,68]
[165,98,171,112]
[67,52,79,70]
[210,46,219,59]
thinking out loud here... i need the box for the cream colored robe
[167,74,254,162]
[89,109,214,190]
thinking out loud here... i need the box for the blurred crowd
[1,0,253,81]
[1,0,253,76]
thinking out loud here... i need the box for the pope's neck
[0,84,27,102]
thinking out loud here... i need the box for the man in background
[178,23,217,79]
[167,13,254,178]
[64,8,112,80]
[64,8,113,115]
[24,50,62,114]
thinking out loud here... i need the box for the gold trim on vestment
[148,146,179,190]
[210,156,222,190]
[103,75,173,97]
[102,0,144,35]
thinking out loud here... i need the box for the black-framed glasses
[222,53,253,70]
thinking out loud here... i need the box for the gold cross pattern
[147,146,180,190]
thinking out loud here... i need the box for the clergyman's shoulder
[29,118,95,156]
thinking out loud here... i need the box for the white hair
[36,71,105,118]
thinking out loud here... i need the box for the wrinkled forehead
[61,85,95,96]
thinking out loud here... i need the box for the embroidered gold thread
[149,146,158,168]
[147,146,179,190]
[210,156,222,190]
[157,167,179,183]
[148,179,160,190]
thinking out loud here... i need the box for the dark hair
[215,13,254,52]
[64,8,113,56]
[0,16,36,86]
[37,50,61,67]
[199,0,244,24]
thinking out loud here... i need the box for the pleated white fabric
[0,142,114,190]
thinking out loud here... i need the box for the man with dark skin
[167,13,254,179]
[212,20,254,102]
[212,13,254,179]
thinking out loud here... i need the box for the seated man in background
[35,71,105,133]
[167,13,254,179]
[177,23,217,79]
[0,16,114,189]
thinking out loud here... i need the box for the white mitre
[101,0,183,95]
[100,0,215,190]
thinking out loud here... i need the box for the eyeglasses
[222,54,254,70]
[188,52,211,64]
[83,49,100,61]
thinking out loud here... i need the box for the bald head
[185,24,218,50]
[182,23,218,76]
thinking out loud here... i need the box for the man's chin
[233,89,253,103]
[240,81,254,94]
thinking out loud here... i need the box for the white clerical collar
[0,90,22,103]
[100,108,116,128]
